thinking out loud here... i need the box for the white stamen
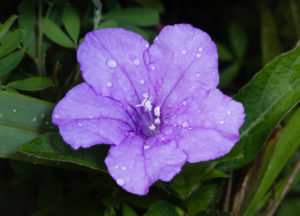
[154,118,161,125]
[145,100,152,112]
[149,124,156,130]
[143,92,148,98]
[154,106,160,117]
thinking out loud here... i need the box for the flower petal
[105,133,186,195]
[147,24,218,109]
[163,89,245,162]
[52,83,133,149]
[77,28,152,106]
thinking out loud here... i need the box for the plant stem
[266,159,300,216]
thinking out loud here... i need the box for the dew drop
[144,145,150,150]
[106,59,117,69]
[182,121,189,127]
[121,166,127,171]
[89,115,93,119]
[78,122,82,127]
[182,50,187,55]
[13,109,17,112]
[40,113,45,119]
[32,117,37,122]
[196,73,200,77]
[115,165,119,169]
[133,58,140,66]
[196,53,201,58]
[140,79,145,84]
[227,111,231,115]
[106,81,112,87]
[54,114,60,118]
[145,43,149,48]
[150,65,156,70]
[220,120,225,125]
[161,137,165,141]
[198,47,203,52]
[116,178,125,186]
[182,101,187,106]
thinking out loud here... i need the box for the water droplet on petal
[89,115,93,119]
[144,145,150,150]
[78,122,82,127]
[140,79,144,84]
[32,117,37,122]
[150,65,156,70]
[133,58,140,66]
[115,165,119,169]
[196,73,200,77]
[196,53,201,58]
[227,111,231,115]
[116,178,125,186]
[54,114,60,118]
[182,101,187,106]
[182,50,187,55]
[145,43,149,48]
[106,59,117,69]
[182,121,189,127]
[198,47,203,52]
[106,81,112,87]
[121,166,127,171]
[220,120,225,125]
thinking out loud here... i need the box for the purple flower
[52,24,245,195]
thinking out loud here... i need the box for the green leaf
[97,19,118,29]
[134,0,164,12]
[216,42,233,62]
[119,23,150,41]
[0,50,24,78]
[218,63,241,88]
[216,145,243,162]
[145,201,179,216]
[122,203,138,216]
[43,18,75,48]
[63,5,80,43]
[221,46,300,170]
[261,8,282,65]
[228,22,247,59]
[0,90,54,160]
[103,7,159,26]
[0,29,24,57]
[0,14,17,40]
[18,0,36,47]
[18,132,108,172]
[242,107,300,216]
[7,77,53,91]
[187,185,217,216]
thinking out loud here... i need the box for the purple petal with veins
[52,24,245,195]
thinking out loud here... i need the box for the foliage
[0,0,300,215]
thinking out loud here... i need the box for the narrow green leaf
[261,8,282,65]
[43,18,75,48]
[122,203,138,216]
[134,0,164,12]
[0,50,24,77]
[97,19,118,29]
[221,47,300,170]
[187,185,217,216]
[7,77,53,91]
[63,5,80,43]
[119,23,150,41]
[103,8,159,26]
[145,201,179,216]
[243,107,300,216]
[216,42,233,62]
[18,132,108,172]
[0,14,17,40]
[18,0,36,47]
[0,90,54,160]
[0,29,24,57]
[228,22,247,59]
[218,63,241,88]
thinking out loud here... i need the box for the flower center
[135,96,162,137]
